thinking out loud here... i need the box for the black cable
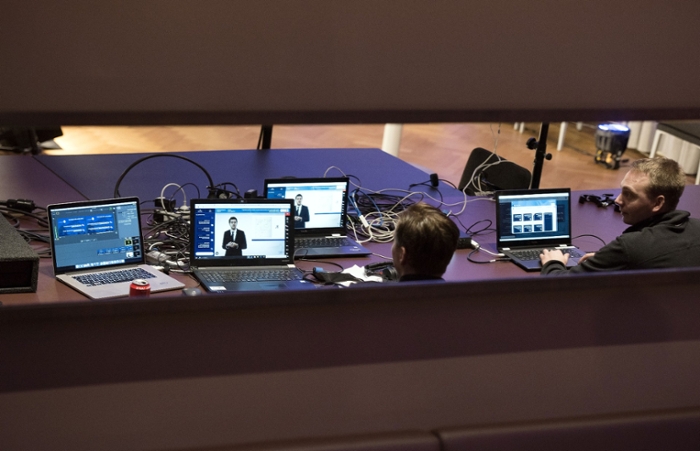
[341,173,362,187]
[209,182,242,199]
[407,182,445,203]
[143,213,191,272]
[296,258,345,271]
[466,249,511,265]
[351,188,416,216]
[574,233,607,247]
[439,179,457,189]
[1,208,49,227]
[113,153,215,198]
[408,177,456,190]
[457,218,494,237]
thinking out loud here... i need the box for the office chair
[458,147,532,195]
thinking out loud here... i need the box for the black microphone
[429,173,439,187]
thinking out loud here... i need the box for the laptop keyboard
[510,248,584,261]
[73,267,155,286]
[198,269,302,283]
[297,237,352,248]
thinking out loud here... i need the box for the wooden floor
[29,123,661,191]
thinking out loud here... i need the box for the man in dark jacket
[540,157,700,274]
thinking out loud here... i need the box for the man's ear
[397,245,407,265]
[651,194,666,213]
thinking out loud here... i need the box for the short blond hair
[631,157,686,210]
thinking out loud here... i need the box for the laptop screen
[190,198,295,266]
[263,177,349,235]
[495,188,573,248]
[48,197,144,274]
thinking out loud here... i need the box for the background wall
[3,1,700,125]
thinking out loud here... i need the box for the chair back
[458,147,532,195]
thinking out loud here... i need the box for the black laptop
[495,188,584,272]
[263,177,371,258]
[189,197,314,292]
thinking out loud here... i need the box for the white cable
[326,165,497,241]
[159,183,187,209]
[478,247,505,257]
[491,122,501,154]
[323,166,348,178]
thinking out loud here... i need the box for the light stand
[258,125,273,150]
[526,122,553,189]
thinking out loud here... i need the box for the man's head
[228,217,238,229]
[615,157,686,225]
[391,202,460,278]
[295,194,303,206]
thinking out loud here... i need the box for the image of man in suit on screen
[222,216,247,256]
[293,194,310,229]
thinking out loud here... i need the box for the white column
[661,134,682,161]
[678,141,700,175]
[557,122,568,151]
[626,121,642,149]
[637,121,658,154]
[381,124,403,156]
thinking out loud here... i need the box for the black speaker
[0,215,39,293]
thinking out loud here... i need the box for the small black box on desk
[0,215,39,293]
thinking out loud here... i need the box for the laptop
[263,177,371,258]
[189,197,315,292]
[48,197,185,299]
[495,188,584,272]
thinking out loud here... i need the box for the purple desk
[31,148,643,281]
[5,150,700,303]
[34,148,439,201]
[0,155,87,207]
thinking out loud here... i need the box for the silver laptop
[48,197,185,299]
[263,177,371,258]
[495,188,584,272]
[189,198,315,292]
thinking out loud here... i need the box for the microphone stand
[530,122,552,189]
[259,125,273,150]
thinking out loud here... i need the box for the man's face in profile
[615,170,660,225]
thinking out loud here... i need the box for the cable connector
[146,250,177,266]
[457,233,480,250]
[7,198,36,213]
[154,197,176,212]
[359,215,369,228]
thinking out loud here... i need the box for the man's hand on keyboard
[578,252,595,264]
[540,248,569,265]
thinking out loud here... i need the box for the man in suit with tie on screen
[294,194,310,229]
[222,216,247,256]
